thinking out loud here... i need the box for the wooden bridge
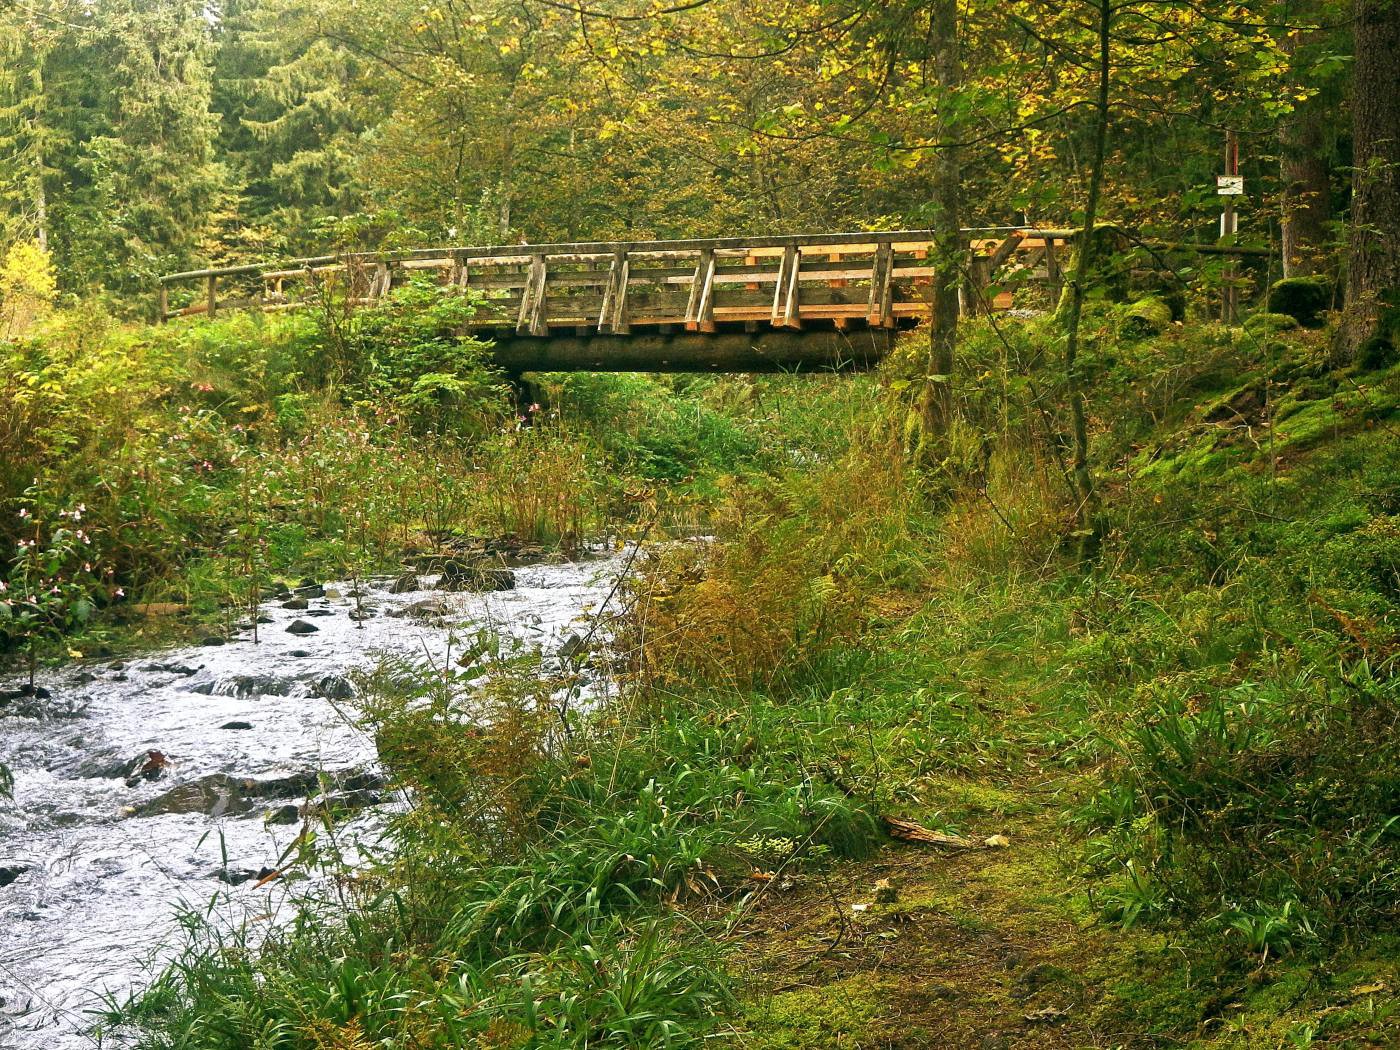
[157,228,1070,372]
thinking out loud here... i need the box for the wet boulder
[143,662,200,676]
[123,749,170,788]
[388,572,420,594]
[436,558,515,593]
[0,684,51,706]
[0,863,31,888]
[213,866,277,886]
[281,597,309,611]
[253,770,322,798]
[220,720,254,730]
[189,674,296,697]
[388,598,451,622]
[312,674,355,700]
[132,774,255,818]
[264,804,302,826]
[294,584,326,600]
[286,619,319,636]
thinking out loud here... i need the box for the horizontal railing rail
[156,227,1071,326]
[155,226,1272,332]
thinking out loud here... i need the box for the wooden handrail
[155,225,1272,329]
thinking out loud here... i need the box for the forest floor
[722,786,1400,1049]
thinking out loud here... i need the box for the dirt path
[721,806,1163,1049]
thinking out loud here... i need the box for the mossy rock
[1356,295,1400,371]
[1120,297,1173,339]
[1243,311,1300,337]
[1267,275,1336,328]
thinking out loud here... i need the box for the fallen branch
[883,815,976,849]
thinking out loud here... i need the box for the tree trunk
[1061,0,1111,556]
[32,62,48,252]
[921,0,962,437]
[1339,0,1400,354]
[1279,106,1332,276]
[1278,20,1333,277]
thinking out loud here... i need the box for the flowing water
[0,553,623,1050]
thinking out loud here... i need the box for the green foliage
[1,495,113,679]
[542,373,761,486]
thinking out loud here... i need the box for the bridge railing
[156,228,1074,333]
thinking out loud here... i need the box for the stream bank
[0,552,623,1050]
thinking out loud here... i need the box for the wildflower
[529,403,541,412]
[18,508,29,519]
[0,581,7,592]
[114,587,125,598]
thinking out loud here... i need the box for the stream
[0,552,623,1050]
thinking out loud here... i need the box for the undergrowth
[77,305,1400,1047]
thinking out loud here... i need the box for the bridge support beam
[489,328,896,374]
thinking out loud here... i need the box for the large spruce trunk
[1279,90,1333,276]
[1340,0,1400,353]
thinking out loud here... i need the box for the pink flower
[114,587,125,598]
[18,508,29,519]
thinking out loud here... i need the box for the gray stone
[285,619,319,636]
[133,774,254,818]
[265,804,302,826]
[313,674,355,700]
[388,598,450,621]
